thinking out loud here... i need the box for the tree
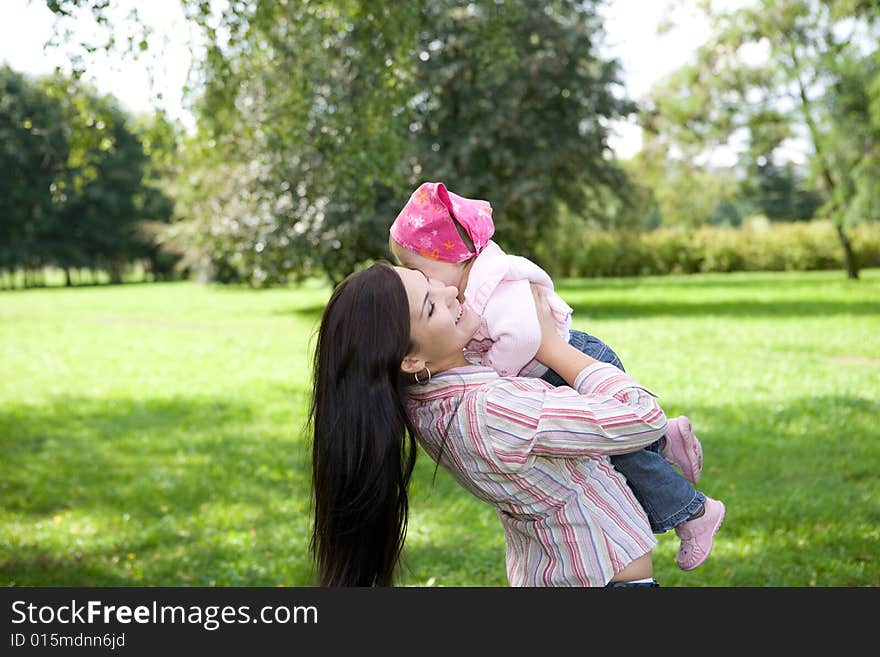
[624,139,741,228]
[131,111,181,280]
[55,85,151,282]
[404,1,635,265]
[0,65,68,282]
[641,0,880,278]
[819,44,880,246]
[181,0,426,286]
[0,65,167,285]
[742,159,823,221]
[44,0,635,285]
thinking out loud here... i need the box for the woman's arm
[477,287,668,469]
[483,375,667,466]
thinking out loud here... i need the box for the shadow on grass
[277,305,326,322]
[283,273,880,323]
[567,298,880,320]
[0,395,309,513]
[555,270,872,293]
[280,297,880,327]
[649,393,880,586]
[0,394,315,585]
[3,390,878,586]
[399,540,507,587]
[0,279,184,295]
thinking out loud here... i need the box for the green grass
[1,269,878,587]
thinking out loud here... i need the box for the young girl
[389,181,726,571]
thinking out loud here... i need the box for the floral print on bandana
[389,182,495,264]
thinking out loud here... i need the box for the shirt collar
[404,365,499,400]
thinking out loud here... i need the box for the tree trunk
[109,261,124,284]
[788,56,860,281]
[835,221,859,280]
[65,268,73,287]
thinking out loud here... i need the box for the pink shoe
[661,415,703,484]
[675,497,725,571]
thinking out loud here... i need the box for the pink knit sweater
[462,240,573,378]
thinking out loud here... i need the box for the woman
[309,261,668,587]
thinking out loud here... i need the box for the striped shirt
[404,362,667,587]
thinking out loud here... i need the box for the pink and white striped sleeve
[481,363,667,470]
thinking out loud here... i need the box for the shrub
[536,220,880,278]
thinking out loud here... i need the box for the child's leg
[540,329,705,533]
[611,436,706,533]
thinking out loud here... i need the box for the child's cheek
[460,305,482,338]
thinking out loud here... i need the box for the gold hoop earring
[414,366,431,385]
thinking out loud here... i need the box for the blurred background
[3,0,879,287]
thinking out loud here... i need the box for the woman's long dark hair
[308,261,418,586]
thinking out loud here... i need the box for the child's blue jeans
[539,329,705,533]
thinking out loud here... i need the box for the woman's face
[395,266,480,371]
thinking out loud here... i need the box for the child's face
[410,256,463,291]
[392,241,464,292]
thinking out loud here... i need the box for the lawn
[1,269,878,587]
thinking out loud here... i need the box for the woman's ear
[401,354,425,375]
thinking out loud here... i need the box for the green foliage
[406,1,634,261]
[1,270,878,586]
[49,1,633,285]
[623,150,744,229]
[0,66,68,272]
[534,220,880,279]
[0,65,175,284]
[39,0,878,285]
[170,0,427,286]
[640,0,880,278]
[741,160,824,222]
[194,1,629,284]
[820,46,880,227]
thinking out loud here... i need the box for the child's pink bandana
[390,182,494,263]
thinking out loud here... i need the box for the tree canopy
[33,0,880,284]
[1,65,173,284]
[43,0,636,286]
